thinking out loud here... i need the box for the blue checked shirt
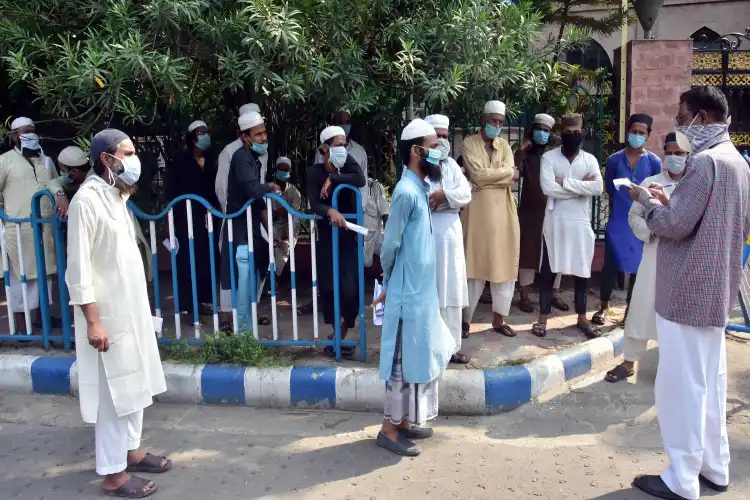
[639,132,750,328]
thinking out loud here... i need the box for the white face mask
[437,138,451,160]
[107,154,142,186]
[665,154,687,175]
[328,145,347,169]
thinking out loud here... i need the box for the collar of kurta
[403,167,430,191]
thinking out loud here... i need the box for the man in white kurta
[606,132,687,383]
[0,117,67,330]
[216,103,268,319]
[363,178,390,268]
[534,114,602,339]
[425,114,472,364]
[66,129,168,497]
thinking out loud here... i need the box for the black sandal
[605,363,634,383]
[493,323,517,338]
[105,475,157,498]
[323,345,355,357]
[126,453,172,473]
[591,309,606,326]
[577,322,601,339]
[518,298,535,313]
[531,323,547,338]
[551,297,570,312]
[450,353,470,364]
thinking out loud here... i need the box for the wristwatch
[56,190,65,197]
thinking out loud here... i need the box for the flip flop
[551,297,570,312]
[531,323,547,338]
[450,353,470,364]
[577,322,601,339]
[105,475,157,498]
[126,453,172,474]
[493,323,517,337]
[591,309,606,326]
[518,298,535,313]
[376,432,421,457]
[605,364,634,383]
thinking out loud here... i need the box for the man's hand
[266,182,281,194]
[555,177,564,186]
[372,289,387,307]
[327,208,347,228]
[87,320,110,352]
[55,195,69,218]
[512,168,520,182]
[321,177,333,199]
[628,183,649,202]
[429,189,447,210]
[648,185,669,206]
[582,173,595,181]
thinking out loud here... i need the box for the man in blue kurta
[372,118,455,457]
[592,114,661,326]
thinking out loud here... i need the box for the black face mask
[561,132,583,156]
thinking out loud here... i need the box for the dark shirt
[306,155,366,224]
[226,145,270,247]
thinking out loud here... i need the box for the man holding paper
[425,114,472,364]
[307,125,366,357]
[372,118,454,457]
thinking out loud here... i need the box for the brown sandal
[518,298,535,313]
[126,453,172,473]
[106,475,157,498]
[591,309,606,326]
[493,323,517,337]
[551,297,570,312]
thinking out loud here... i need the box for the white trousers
[7,262,53,313]
[518,268,561,289]
[623,336,649,363]
[95,356,143,476]
[463,279,515,322]
[219,277,267,314]
[440,306,462,354]
[655,314,729,500]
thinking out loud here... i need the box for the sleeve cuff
[638,189,654,205]
[68,285,95,306]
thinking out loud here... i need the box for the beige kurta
[66,176,166,423]
[461,134,520,283]
[0,149,61,280]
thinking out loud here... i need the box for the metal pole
[619,0,628,144]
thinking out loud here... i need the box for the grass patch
[496,357,534,368]
[159,332,290,367]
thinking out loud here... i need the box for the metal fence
[0,186,366,361]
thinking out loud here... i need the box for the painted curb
[0,330,623,415]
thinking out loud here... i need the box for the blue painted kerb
[484,365,532,411]
[201,364,246,405]
[31,356,75,395]
[290,366,337,408]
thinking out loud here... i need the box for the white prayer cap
[320,125,346,144]
[239,103,260,116]
[425,114,449,131]
[57,146,89,167]
[483,100,506,116]
[533,113,555,128]
[238,112,264,131]
[10,117,33,131]
[400,118,437,141]
[276,156,292,167]
[188,120,207,133]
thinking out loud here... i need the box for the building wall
[541,0,750,63]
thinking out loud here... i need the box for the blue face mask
[341,124,352,136]
[195,133,211,151]
[60,172,73,184]
[532,129,550,145]
[424,147,442,165]
[19,133,40,151]
[276,170,290,181]
[484,123,500,139]
[627,133,646,149]
[251,141,268,155]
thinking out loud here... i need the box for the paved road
[1,337,750,499]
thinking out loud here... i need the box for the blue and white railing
[0,186,367,361]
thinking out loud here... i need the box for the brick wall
[626,40,693,160]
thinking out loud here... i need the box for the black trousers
[317,229,360,329]
[538,240,588,316]
[600,238,637,305]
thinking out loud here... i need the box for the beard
[421,159,442,183]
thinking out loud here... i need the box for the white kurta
[363,179,389,267]
[540,147,603,278]
[0,149,61,281]
[215,139,268,212]
[314,139,369,207]
[625,172,676,342]
[430,157,471,309]
[66,177,166,423]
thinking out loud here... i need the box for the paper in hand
[613,178,633,190]
[162,238,180,254]
[345,221,369,236]
[372,280,384,326]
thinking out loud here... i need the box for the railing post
[30,192,53,349]
[52,206,72,351]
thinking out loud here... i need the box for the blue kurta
[379,169,455,384]
[604,149,662,273]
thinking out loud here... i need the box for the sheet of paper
[613,178,633,190]
[372,280,384,326]
[345,221,369,236]
[162,238,180,254]
[152,316,164,334]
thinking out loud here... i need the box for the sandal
[493,323,517,338]
[258,316,271,326]
[531,323,547,338]
[518,298,535,313]
[577,322,601,339]
[605,363,634,383]
[323,345,355,358]
[450,353,470,364]
[126,453,172,474]
[551,297,570,312]
[591,309,606,326]
[105,475,157,498]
